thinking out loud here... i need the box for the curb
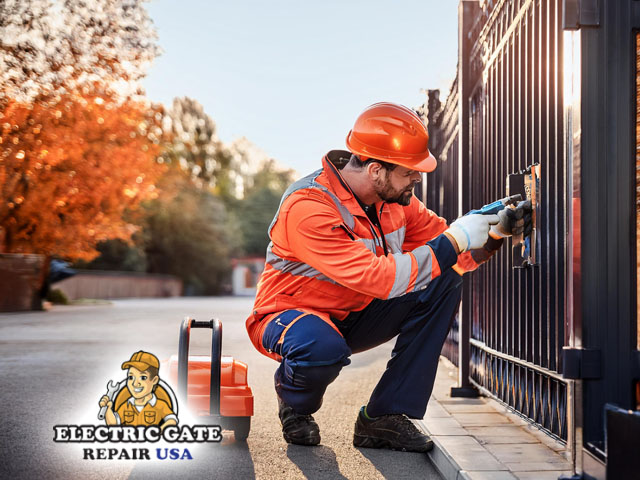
[426,431,470,480]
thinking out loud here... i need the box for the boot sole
[353,434,433,453]
[283,432,321,446]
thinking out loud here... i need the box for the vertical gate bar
[484,64,495,352]
[518,10,525,364]
[510,30,520,355]
[538,0,548,372]
[516,10,523,376]
[545,0,554,372]
[496,60,498,354]
[548,0,556,375]
[526,3,533,363]
[528,7,534,368]
[453,0,479,396]
[496,55,503,351]
[499,50,504,354]
[521,8,530,409]
[500,39,505,357]
[556,0,566,390]
[541,0,551,373]
[537,1,543,372]
[551,0,559,374]
[554,0,563,375]
[509,31,516,359]
[531,1,540,369]
[502,41,509,357]
[551,0,559,375]
[555,0,564,371]
[555,0,563,381]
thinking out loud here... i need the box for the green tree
[76,239,146,272]
[160,97,234,197]
[234,160,295,256]
[141,172,235,295]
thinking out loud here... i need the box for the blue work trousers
[261,268,463,418]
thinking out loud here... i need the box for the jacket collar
[322,150,385,218]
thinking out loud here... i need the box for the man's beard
[374,177,415,206]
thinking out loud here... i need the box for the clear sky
[142,0,459,175]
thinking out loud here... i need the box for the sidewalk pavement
[420,357,572,480]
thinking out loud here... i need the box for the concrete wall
[53,270,182,300]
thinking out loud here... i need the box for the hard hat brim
[415,150,437,173]
[346,130,438,173]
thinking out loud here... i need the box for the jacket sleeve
[277,195,458,299]
[402,196,480,275]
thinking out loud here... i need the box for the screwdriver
[465,194,523,216]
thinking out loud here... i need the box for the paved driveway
[0,297,442,479]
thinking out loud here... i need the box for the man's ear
[366,161,385,181]
[152,376,159,386]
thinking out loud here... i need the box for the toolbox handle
[177,317,222,416]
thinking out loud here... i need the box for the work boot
[353,406,434,452]
[278,397,321,446]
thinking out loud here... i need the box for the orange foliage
[0,93,166,260]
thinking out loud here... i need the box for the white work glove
[445,214,500,252]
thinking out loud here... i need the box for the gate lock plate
[507,164,540,268]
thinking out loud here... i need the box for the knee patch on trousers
[263,311,352,368]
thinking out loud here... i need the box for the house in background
[231,257,264,297]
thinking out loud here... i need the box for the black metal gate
[466,0,568,440]
[422,0,640,477]
[424,0,569,439]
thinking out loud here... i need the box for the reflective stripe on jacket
[246,150,479,352]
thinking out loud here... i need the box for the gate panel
[466,0,568,441]
[423,0,640,473]
[424,0,569,441]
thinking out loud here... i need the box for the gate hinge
[563,0,600,30]
[562,347,602,379]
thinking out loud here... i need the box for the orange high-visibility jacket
[246,151,479,353]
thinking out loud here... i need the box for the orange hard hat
[346,102,437,172]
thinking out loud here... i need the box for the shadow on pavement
[286,444,348,480]
[128,438,256,479]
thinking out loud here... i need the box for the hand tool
[98,380,120,420]
[465,194,522,216]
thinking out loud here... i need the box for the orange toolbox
[166,317,253,440]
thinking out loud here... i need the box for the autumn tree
[0,0,159,102]
[0,0,163,260]
[0,94,164,259]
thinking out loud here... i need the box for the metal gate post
[561,22,584,479]
[451,0,480,398]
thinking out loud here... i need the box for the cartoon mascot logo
[53,350,220,461]
[98,351,178,429]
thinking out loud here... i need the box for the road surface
[0,297,443,479]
